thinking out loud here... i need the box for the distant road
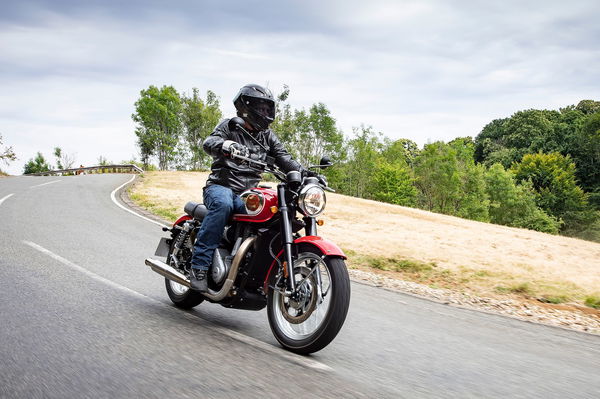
[1,174,599,398]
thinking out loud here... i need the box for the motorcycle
[145,117,351,354]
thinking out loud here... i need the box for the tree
[474,110,561,168]
[381,138,419,166]
[54,147,63,170]
[511,152,591,235]
[370,159,417,206]
[572,112,600,194]
[0,134,16,165]
[271,85,296,151]
[180,88,222,170]
[23,152,51,174]
[291,103,344,167]
[97,155,110,166]
[414,140,489,221]
[485,163,559,233]
[575,99,600,115]
[331,126,382,198]
[132,85,183,170]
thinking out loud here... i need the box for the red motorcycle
[145,126,350,354]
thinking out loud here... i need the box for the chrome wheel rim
[169,279,189,295]
[273,254,332,340]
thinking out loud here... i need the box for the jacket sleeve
[203,120,231,157]
[267,131,306,174]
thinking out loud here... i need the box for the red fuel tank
[232,187,278,223]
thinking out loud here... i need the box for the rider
[190,84,319,292]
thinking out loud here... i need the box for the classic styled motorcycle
[145,118,350,354]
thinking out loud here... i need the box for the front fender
[294,236,346,258]
[263,236,346,292]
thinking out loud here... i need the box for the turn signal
[316,219,325,226]
[270,206,278,214]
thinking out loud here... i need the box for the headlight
[298,184,326,216]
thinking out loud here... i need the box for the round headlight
[298,184,326,216]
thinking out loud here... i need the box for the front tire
[267,249,350,354]
[165,226,204,309]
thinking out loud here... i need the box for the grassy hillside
[131,171,600,310]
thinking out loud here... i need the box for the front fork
[278,184,296,293]
[277,185,321,295]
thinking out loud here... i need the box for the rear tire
[267,249,350,354]
[165,226,204,309]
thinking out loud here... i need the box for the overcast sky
[1,0,599,174]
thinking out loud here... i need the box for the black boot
[190,268,208,293]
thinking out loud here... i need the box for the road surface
[1,174,599,398]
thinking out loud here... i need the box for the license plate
[154,237,170,257]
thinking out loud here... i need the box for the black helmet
[233,84,275,131]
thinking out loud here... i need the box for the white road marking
[0,193,14,206]
[23,240,333,372]
[110,175,169,228]
[30,180,61,188]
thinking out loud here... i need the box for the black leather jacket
[203,119,305,194]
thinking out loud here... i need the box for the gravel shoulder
[124,172,600,336]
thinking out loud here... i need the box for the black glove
[316,174,328,187]
[222,140,249,158]
[304,169,328,187]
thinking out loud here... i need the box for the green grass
[347,251,595,308]
[538,295,569,304]
[129,191,179,221]
[584,295,600,309]
[495,282,533,295]
[363,256,435,274]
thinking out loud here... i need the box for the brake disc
[279,267,318,324]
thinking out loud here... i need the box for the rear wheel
[165,227,204,309]
[267,249,350,354]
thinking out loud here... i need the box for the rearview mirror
[228,117,246,131]
[319,155,333,169]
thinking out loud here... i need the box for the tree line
[133,85,599,242]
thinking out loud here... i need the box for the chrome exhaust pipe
[145,258,191,288]
[145,236,256,301]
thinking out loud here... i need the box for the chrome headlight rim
[240,191,265,216]
[298,184,326,216]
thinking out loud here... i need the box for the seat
[183,202,208,221]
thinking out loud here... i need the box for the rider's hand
[316,174,328,187]
[304,170,328,187]
[222,140,250,158]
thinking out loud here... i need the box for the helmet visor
[244,96,275,120]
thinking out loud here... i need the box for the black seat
[184,202,208,221]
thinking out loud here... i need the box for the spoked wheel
[164,228,204,309]
[267,249,350,354]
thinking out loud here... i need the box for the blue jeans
[191,184,246,271]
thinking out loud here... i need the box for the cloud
[1,0,599,174]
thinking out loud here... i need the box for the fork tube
[278,184,296,292]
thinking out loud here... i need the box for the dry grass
[131,171,600,308]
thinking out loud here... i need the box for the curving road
[1,174,599,398]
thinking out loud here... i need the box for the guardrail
[25,164,145,176]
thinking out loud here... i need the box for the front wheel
[267,250,351,354]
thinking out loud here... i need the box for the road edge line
[110,175,169,228]
[0,193,14,206]
[23,240,333,372]
[30,180,61,188]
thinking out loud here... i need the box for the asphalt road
[1,174,599,398]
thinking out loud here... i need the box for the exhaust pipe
[145,258,191,288]
[145,236,256,301]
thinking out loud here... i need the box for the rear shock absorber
[171,221,194,265]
